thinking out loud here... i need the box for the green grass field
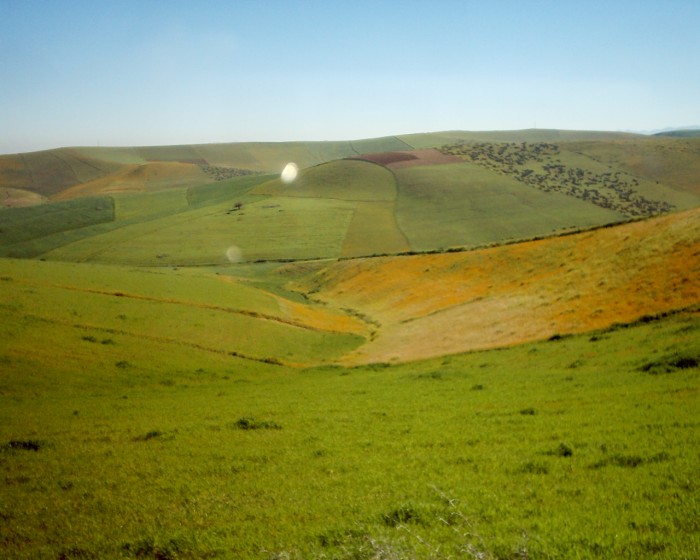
[0,259,364,365]
[394,162,624,251]
[0,196,115,258]
[1,261,697,558]
[252,159,397,202]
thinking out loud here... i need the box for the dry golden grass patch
[215,275,368,336]
[0,187,46,208]
[53,162,210,199]
[296,208,700,363]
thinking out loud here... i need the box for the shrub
[133,430,163,442]
[231,417,282,431]
[2,439,46,452]
[382,503,429,527]
[546,443,574,457]
[518,461,549,475]
[639,353,699,374]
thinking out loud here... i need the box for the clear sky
[1,0,699,154]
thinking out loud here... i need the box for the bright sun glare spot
[281,162,298,184]
[226,245,243,263]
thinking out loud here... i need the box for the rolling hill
[289,206,700,364]
[2,130,699,263]
[1,129,699,559]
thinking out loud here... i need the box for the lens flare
[281,162,298,184]
[226,245,243,263]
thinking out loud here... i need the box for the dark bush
[518,461,549,474]
[133,431,165,442]
[383,504,428,527]
[553,443,573,457]
[2,439,46,452]
[232,417,282,431]
[639,353,699,374]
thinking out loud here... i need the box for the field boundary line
[9,277,360,335]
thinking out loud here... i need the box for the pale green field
[252,159,397,202]
[340,201,410,257]
[0,259,697,558]
[394,162,624,251]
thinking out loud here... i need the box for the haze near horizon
[1,0,699,154]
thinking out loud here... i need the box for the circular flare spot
[281,162,298,184]
[226,245,243,263]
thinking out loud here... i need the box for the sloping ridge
[294,208,700,364]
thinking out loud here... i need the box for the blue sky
[1,0,699,153]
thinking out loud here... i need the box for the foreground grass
[1,296,698,557]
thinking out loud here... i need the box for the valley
[0,129,698,558]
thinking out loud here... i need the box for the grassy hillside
[0,259,365,366]
[0,137,409,199]
[0,130,664,199]
[399,129,642,149]
[293,207,700,364]
[562,137,700,198]
[394,161,624,251]
[1,272,697,557]
[252,159,397,201]
[0,196,115,258]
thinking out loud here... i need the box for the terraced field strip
[340,201,410,257]
[1,269,364,366]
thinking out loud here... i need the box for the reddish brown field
[353,151,418,165]
[353,148,463,169]
[293,208,700,364]
[386,148,463,169]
